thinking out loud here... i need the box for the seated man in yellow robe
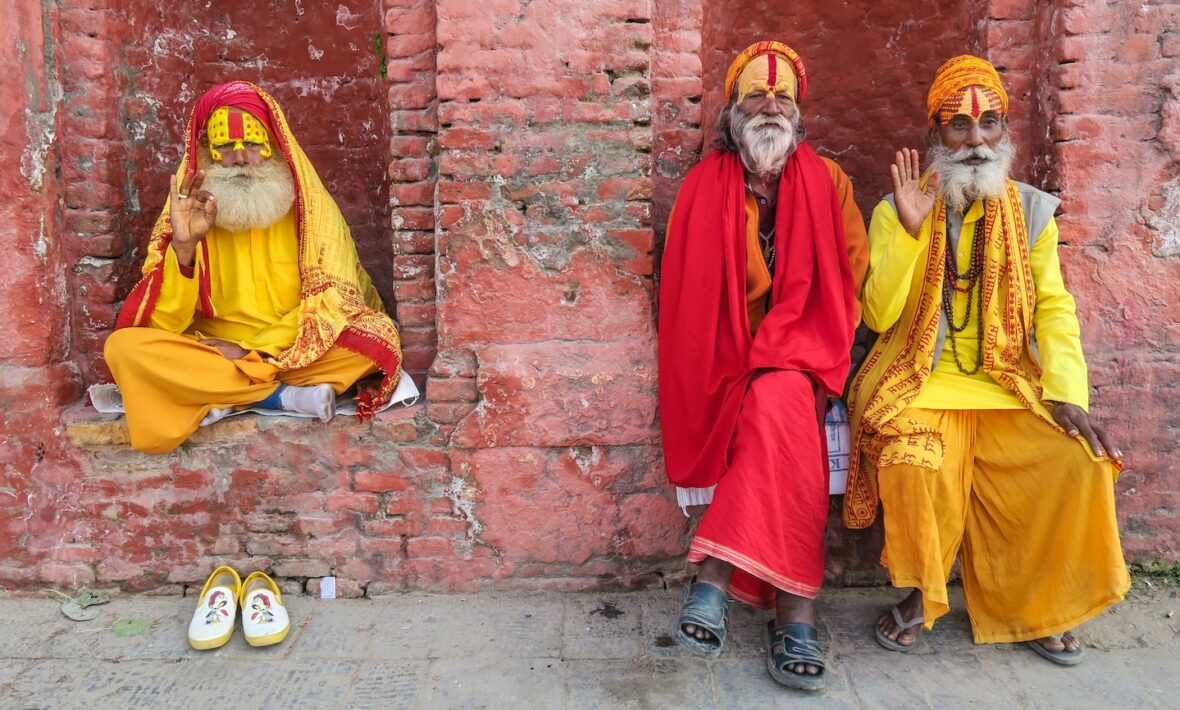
[105,81,402,454]
[846,55,1127,665]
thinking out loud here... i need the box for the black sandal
[766,621,826,691]
[671,577,729,659]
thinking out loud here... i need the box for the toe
[1039,636,1065,653]
[683,623,696,635]
[807,664,820,675]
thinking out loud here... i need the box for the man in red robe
[658,41,868,691]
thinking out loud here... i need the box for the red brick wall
[385,0,440,378]
[0,0,1176,593]
[1003,0,1180,561]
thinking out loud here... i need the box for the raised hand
[890,148,940,238]
[169,170,217,266]
[1048,401,1123,460]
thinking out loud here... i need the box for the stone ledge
[62,400,427,450]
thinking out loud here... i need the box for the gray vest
[883,182,1061,369]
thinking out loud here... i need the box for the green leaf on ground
[112,618,152,637]
[73,590,111,608]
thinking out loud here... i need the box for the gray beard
[729,105,800,182]
[195,151,296,232]
[927,134,1015,213]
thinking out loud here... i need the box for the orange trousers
[878,407,1128,643]
[104,328,376,454]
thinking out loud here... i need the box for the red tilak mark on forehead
[969,86,982,119]
[766,54,777,87]
[228,111,245,141]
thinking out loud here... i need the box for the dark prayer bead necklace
[942,213,988,376]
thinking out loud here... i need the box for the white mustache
[746,114,792,131]
[946,144,998,163]
[207,164,269,180]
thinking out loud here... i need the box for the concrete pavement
[0,581,1177,709]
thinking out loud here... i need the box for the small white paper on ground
[319,576,336,599]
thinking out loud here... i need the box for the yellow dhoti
[105,328,377,454]
[877,407,1129,643]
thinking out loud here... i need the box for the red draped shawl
[658,144,857,488]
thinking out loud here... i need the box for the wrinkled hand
[169,170,217,266]
[200,339,249,361]
[890,148,940,238]
[1048,401,1122,459]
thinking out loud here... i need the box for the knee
[103,327,153,372]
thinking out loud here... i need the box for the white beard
[730,105,799,182]
[927,134,1015,213]
[195,150,296,232]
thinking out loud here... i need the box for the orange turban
[724,40,808,103]
[926,54,1008,123]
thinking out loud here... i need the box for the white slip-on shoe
[240,571,291,647]
[188,565,242,650]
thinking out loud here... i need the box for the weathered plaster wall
[0,0,1175,595]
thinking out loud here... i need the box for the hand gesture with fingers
[891,148,940,238]
[1048,401,1123,460]
[169,170,217,266]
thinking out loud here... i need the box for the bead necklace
[941,213,988,375]
[747,180,777,276]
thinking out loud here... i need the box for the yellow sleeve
[1030,217,1089,409]
[862,200,928,333]
[237,309,300,357]
[147,245,201,334]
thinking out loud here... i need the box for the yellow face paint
[734,52,797,103]
[937,84,1006,125]
[206,107,273,161]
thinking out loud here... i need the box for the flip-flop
[1027,633,1085,666]
[671,577,729,659]
[874,604,924,652]
[766,621,826,691]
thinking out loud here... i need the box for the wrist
[171,242,197,267]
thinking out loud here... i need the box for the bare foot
[876,589,923,648]
[1032,630,1080,654]
[776,592,821,676]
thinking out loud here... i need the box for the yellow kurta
[148,211,302,356]
[107,212,376,454]
[863,199,1088,409]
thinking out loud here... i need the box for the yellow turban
[926,55,1008,124]
[725,40,808,103]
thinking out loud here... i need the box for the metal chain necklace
[941,214,988,375]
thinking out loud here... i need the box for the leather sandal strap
[768,622,825,670]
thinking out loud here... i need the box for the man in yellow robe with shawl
[847,56,1127,665]
[105,82,402,454]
